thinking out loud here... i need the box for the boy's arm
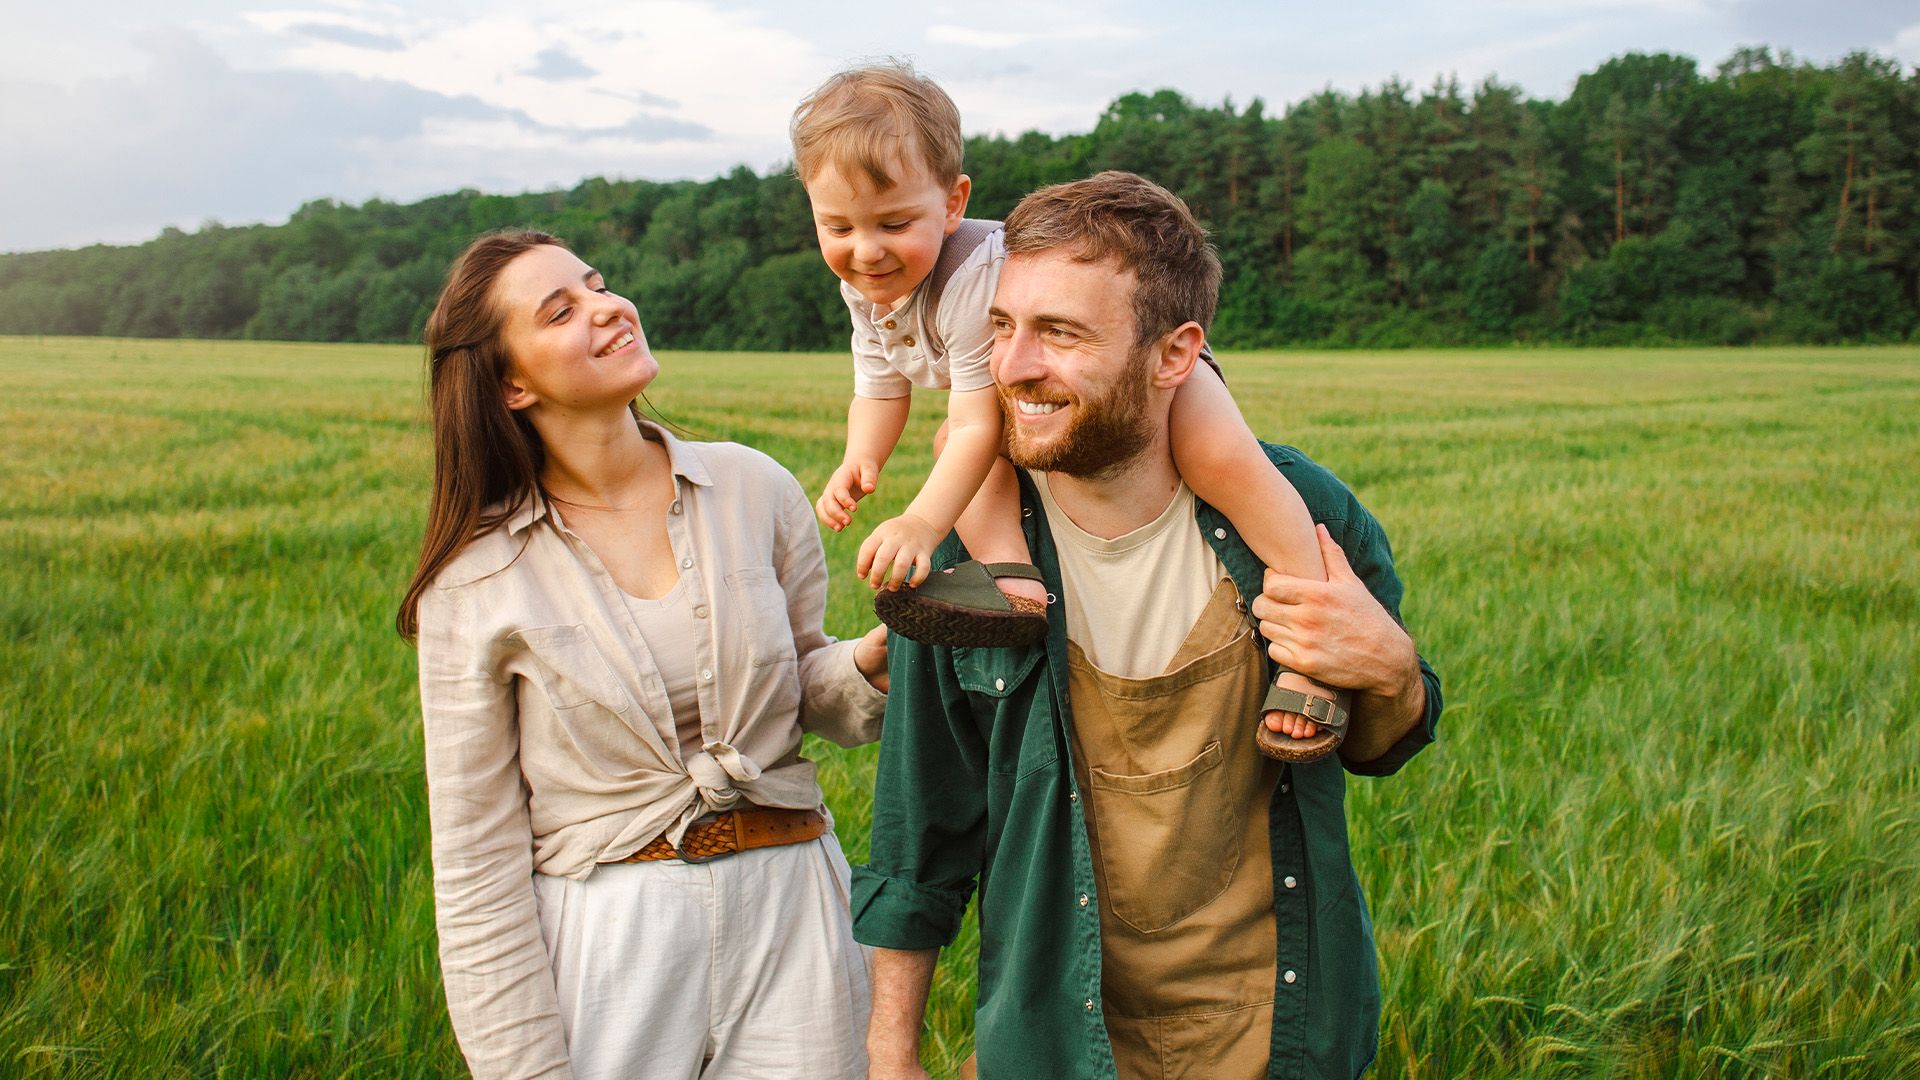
[819,393,912,531]
[858,385,1002,587]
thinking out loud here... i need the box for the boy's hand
[816,461,880,531]
[858,513,941,590]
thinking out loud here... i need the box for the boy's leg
[937,420,1047,607]
[1170,363,1343,750]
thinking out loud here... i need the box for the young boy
[791,61,1346,760]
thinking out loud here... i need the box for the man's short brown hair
[1002,171,1221,347]
[790,61,964,190]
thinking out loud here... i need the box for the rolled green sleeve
[851,625,991,950]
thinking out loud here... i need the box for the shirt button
[1280,783,1290,794]
[1283,970,1298,985]
[1084,999,1094,1012]
[680,557,693,569]
[1284,875,1297,889]
[1078,894,1089,907]
[1214,527,1227,540]
[1069,790,1078,802]
[884,319,896,330]
[994,677,1006,691]
[700,668,713,681]
[903,335,916,347]
[670,499,682,515]
[694,605,709,619]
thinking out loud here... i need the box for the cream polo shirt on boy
[843,226,1005,399]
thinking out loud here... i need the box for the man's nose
[993,325,1044,385]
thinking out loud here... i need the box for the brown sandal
[874,560,1049,648]
[1255,665,1351,763]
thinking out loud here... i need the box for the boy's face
[805,155,970,309]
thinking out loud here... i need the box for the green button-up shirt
[852,444,1443,1080]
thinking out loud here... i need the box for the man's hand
[817,460,880,531]
[853,623,890,693]
[1252,525,1423,748]
[858,513,941,590]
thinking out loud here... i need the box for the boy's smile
[805,155,970,311]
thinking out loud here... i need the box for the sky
[2,0,1916,252]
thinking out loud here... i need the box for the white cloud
[926,25,1034,49]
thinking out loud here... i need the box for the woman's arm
[776,474,889,747]
[417,584,573,1080]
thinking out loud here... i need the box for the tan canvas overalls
[1067,578,1281,1079]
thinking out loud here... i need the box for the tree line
[2,47,1915,349]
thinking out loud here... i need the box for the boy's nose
[852,233,886,265]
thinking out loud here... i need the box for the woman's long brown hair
[395,230,563,638]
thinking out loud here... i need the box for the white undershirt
[1032,473,1226,679]
[620,575,705,759]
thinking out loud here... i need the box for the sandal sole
[874,588,1049,649]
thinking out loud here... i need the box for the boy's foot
[1254,667,1350,763]
[874,560,1049,649]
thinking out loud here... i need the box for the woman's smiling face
[494,244,656,415]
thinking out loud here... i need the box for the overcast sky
[3,0,1915,252]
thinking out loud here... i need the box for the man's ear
[1151,322,1206,389]
[502,374,537,412]
[944,174,972,233]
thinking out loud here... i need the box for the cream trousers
[533,833,871,1079]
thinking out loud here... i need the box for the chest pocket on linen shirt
[724,567,798,668]
[512,624,633,714]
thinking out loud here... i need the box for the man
[852,171,1443,1080]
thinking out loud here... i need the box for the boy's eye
[882,221,912,232]
[825,225,852,237]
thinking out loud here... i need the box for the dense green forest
[2,47,1915,348]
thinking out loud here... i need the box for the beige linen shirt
[415,424,887,1080]
[844,226,1005,399]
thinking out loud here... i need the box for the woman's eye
[550,306,571,324]
[594,287,611,295]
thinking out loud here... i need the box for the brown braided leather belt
[615,806,827,864]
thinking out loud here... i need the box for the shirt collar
[503,419,712,536]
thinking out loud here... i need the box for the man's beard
[999,345,1156,479]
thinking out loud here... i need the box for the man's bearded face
[998,341,1156,479]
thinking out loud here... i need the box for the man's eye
[991,318,1013,335]
[1045,326,1075,341]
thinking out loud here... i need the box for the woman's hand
[853,623,890,693]
[858,513,940,590]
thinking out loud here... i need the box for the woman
[397,230,889,1080]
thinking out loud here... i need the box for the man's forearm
[868,946,939,1074]
[1338,641,1426,764]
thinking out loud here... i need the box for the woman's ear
[502,375,537,412]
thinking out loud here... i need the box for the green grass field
[3,336,1917,1078]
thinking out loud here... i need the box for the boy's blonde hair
[791,60,964,190]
